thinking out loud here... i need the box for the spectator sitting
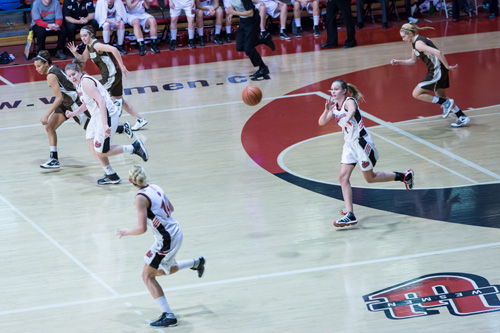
[125,0,160,55]
[292,0,320,37]
[95,0,128,54]
[253,0,291,40]
[356,0,390,29]
[31,0,68,60]
[222,0,233,43]
[195,0,224,46]
[63,0,99,43]
[168,0,196,50]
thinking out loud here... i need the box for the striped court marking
[1,240,500,316]
[316,91,500,181]
[0,74,15,87]
[0,194,120,297]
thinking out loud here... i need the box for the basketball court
[1,17,500,332]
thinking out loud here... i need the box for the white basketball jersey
[107,5,116,18]
[333,97,367,142]
[77,74,117,119]
[199,0,213,6]
[137,184,181,243]
[128,0,146,14]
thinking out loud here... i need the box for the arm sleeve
[242,0,254,11]
[35,19,49,28]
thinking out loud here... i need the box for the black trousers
[325,0,356,47]
[32,24,67,51]
[356,0,389,23]
[235,14,265,68]
[64,19,99,43]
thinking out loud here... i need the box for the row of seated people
[31,0,395,58]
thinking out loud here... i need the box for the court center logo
[363,273,500,319]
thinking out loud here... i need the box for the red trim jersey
[137,184,181,252]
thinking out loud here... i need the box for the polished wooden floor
[1,16,500,333]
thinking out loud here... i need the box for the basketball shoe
[280,30,291,40]
[441,99,454,118]
[131,118,148,131]
[132,139,149,162]
[403,169,414,190]
[451,116,470,128]
[40,157,60,169]
[170,40,177,50]
[191,257,206,278]
[295,26,302,37]
[313,25,320,36]
[97,173,121,185]
[150,313,178,327]
[123,122,133,139]
[334,210,358,227]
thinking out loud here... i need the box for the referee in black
[321,0,357,49]
[226,0,276,78]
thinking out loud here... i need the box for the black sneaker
[261,31,270,40]
[40,157,60,169]
[170,39,177,50]
[250,66,269,78]
[116,44,127,55]
[263,33,275,51]
[214,34,223,45]
[226,35,232,43]
[97,173,121,185]
[55,49,67,60]
[123,121,133,139]
[191,257,206,278]
[151,39,160,53]
[139,42,146,56]
[403,169,414,190]
[334,211,358,227]
[280,30,291,40]
[150,313,177,327]
[188,39,196,49]
[313,25,320,37]
[198,35,205,46]
[132,139,149,162]
[295,26,302,37]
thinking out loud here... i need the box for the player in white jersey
[95,0,128,54]
[125,0,160,55]
[195,0,224,45]
[169,0,196,49]
[64,62,149,185]
[291,0,320,37]
[223,0,233,43]
[117,165,206,328]
[253,0,291,39]
[318,79,414,227]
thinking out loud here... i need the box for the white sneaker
[40,157,60,169]
[441,99,454,118]
[122,122,133,139]
[114,99,123,117]
[451,116,470,127]
[131,118,148,131]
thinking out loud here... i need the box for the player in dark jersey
[34,50,132,169]
[67,25,149,131]
[34,50,88,169]
[391,23,470,128]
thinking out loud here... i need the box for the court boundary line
[0,194,120,297]
[1,240,499,316]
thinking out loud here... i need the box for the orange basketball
[242,85,263,106]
